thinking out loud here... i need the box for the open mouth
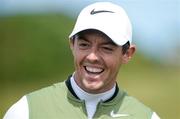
[84,66,104,74]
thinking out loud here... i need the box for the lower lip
[84,67,103,81]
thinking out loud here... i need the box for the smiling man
[4,2,160,119]
[70,30,131,94]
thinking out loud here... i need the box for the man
[4,2,160,119]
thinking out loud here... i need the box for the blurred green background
[0,13,180,119]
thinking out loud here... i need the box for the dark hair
[70,31,130,55]
[122,41,130,54]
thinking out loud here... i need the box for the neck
[70,75,116,119]
[70,74,116,102]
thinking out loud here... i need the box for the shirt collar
[70,74,116,102]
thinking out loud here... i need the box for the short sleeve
[151,112,160,119]
[3,96,29,119]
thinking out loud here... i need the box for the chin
[82,79,104,93]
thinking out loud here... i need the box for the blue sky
[0,0,179,64]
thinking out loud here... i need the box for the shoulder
[123,95,151,109]
[120,95,154,118]
[3,81,67,119]
[3,96,28,119]
[27,81,66,98]
[121,95,160,119]
[26,81,68,108]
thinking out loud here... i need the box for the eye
[102,46,113,51]
[78,41,90,49]
[79,43,89,47]
[102,46,114,52]
[101,44,117,54]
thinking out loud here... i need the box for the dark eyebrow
[77,33,117,46]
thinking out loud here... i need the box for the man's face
[70,30,126,93]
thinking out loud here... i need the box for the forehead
[77,29,117,45]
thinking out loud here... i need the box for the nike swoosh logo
[90,9,114,15]
[110,110,130,118]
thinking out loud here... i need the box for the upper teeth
[85,66,103,73]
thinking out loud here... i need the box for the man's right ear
[69,39,74,51]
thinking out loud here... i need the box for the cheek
[73,53,80,66]
[104,55,122,78]
[73,49,85,67]
[105,55,122,69]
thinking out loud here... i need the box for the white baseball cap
[69,2,132,46]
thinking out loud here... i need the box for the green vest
[27,79,153,119]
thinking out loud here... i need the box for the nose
[86,51,100,63]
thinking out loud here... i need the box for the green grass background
[0,14,179,119]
